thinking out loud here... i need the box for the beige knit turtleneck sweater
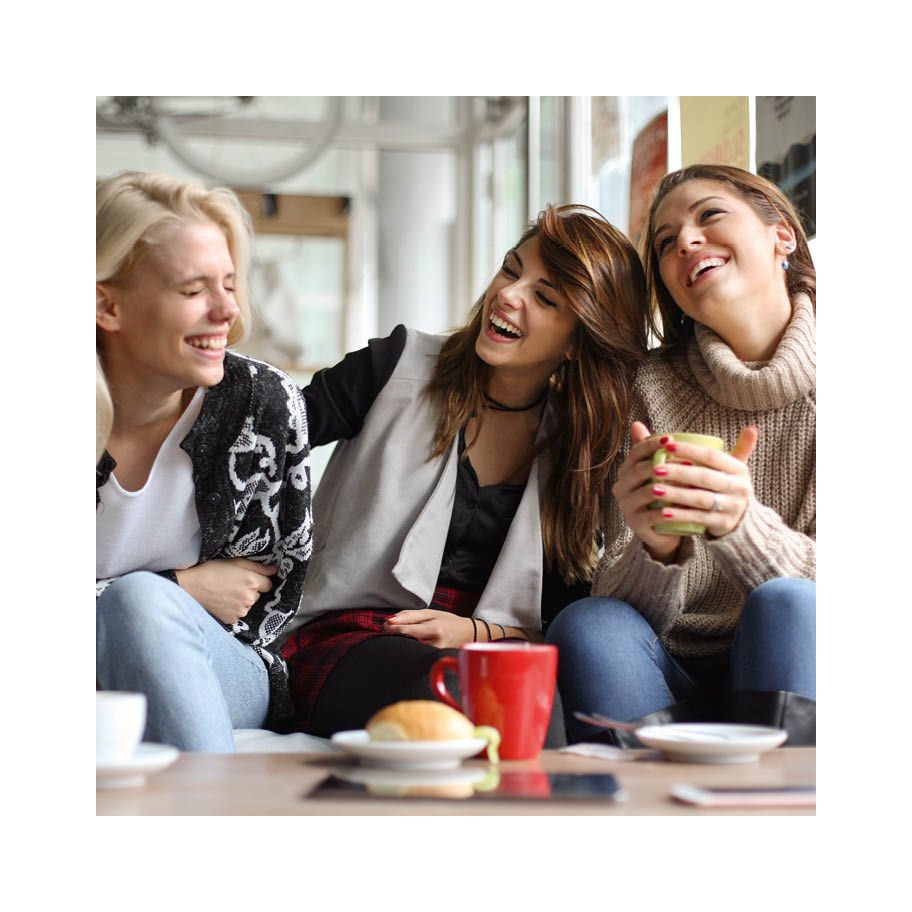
[591,294,816,658]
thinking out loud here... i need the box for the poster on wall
[680,96,750,170]
[756,96,816,238]
[628,110,668,242]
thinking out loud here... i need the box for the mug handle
[652,448,668,468]
[429,655,462,712]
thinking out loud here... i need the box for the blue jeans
[96,571,270,751]
[545,578,816,743]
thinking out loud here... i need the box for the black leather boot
[729,690,816,746]
[585,699,715,749]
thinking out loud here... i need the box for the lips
[186,335,228,350]
[686,255,728,287]
[488,308,523,339]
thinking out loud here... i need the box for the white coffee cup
[96,691,147,764]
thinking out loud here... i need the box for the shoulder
[391,327,448,380]
[634,346,690,391]
[213,352,306,428]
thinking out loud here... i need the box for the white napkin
[232,729,339,753]
[560,743,656,761]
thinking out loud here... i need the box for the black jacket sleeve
[302,324,408,446]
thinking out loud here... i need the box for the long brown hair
[427,205,648,584]
[642,164,816,350]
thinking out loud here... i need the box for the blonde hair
[95,171,254,463]
[96,353,113,464]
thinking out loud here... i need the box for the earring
[782,259,790,271]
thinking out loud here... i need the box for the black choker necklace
[483,389,547,412]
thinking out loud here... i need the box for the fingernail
[652,486,666,496]
[654,466,669,476]
[665,443,677,453]
[660,436,671,445]
[387,615,397,622]
[680,461,694,466]
[662,509,674,518]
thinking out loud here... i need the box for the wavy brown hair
[427,205,648,584]
[642,164,816,350]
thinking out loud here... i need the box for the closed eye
[501,261,518,278]
[700,207,725,220]
[536,290,557,307]
[656,235,675,256]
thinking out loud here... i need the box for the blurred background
[97,95,816,479]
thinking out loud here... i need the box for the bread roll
[366,700,475,742]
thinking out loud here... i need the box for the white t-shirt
[96,388,206,580]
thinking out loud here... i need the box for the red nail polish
[654,466,669,476]
[662,509,674,518]
[652,486,666,496]
[681,460,694,466]
[386,615,397,622]
[665,443,677,453]
[660,436,671,445]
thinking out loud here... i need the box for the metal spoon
[573,711,641,732]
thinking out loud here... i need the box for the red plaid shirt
[279,587,480,732]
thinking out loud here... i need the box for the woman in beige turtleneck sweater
[547,165,815,746]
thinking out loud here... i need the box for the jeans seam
[648,635,676,706]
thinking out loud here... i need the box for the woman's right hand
[175,558,278,625]
[611,422,683,563]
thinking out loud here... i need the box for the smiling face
[474,234,579,391]
[97,221,239,396]
[651,179,793,342]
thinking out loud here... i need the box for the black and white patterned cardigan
[96,352,313,726]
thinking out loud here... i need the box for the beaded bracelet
[470,617,478,642]
[479,618,492,642]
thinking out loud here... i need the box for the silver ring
[712,492,724,512]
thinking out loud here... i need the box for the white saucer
[634,723,787,764]
[96,743,179,789]
[330,730,488,770]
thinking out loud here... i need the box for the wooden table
[97,747,815,815]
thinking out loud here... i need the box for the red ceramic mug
[429,642,558,760]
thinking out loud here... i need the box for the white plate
[96,742,179,789]
[634,723,787,764]
[330,730,488,770]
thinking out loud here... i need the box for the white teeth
[490,313,522,338]
[689,257,725,286]
[188,337,227,349]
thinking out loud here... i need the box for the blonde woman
[96,171,313,751]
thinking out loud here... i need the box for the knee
[97,572,188,644]
[740,578,816,635]
[546,597,645,654]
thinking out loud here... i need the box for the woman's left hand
[384,609,474,648]
[651,426,759,538]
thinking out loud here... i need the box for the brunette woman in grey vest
[274,205,649,738]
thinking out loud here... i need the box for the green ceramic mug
[648,433,725,535]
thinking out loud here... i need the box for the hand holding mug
[613,423,759,558]
[649,426,758,539]
[612,422,684,561]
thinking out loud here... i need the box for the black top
[301,325,588,630]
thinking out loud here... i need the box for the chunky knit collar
[686,294,816,411]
